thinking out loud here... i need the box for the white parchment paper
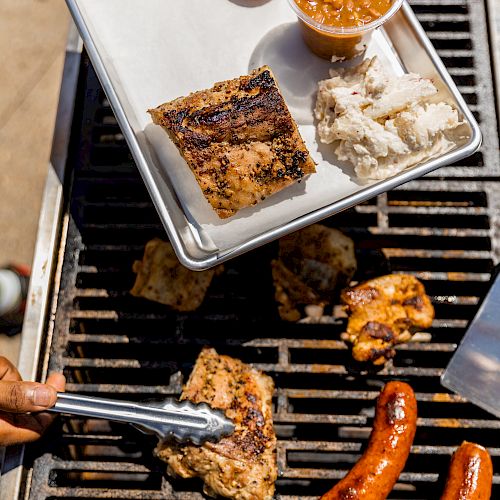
[75,0,406,251]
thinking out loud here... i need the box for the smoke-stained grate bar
[24,0,499,497]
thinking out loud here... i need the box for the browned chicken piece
[148,66,316,218]
[341,274,435,365]
[272,224,357,321]
[130,238,222,311]
[156,348,277,500]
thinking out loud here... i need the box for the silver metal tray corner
[66,0,481,270]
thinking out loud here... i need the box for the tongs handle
[51,392,154,424]
[48,393,234,444]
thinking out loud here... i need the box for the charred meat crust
[155,348,277,500]
[160,71,291,146]
[149,66,316,218]
[341,274,434,365]
[361,321,394,342]
[272,225,357,321]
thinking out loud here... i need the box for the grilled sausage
[321,381,417,500]
[440,441,493,500]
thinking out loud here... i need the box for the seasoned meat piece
[341,274,434,364]
[130,238,221,311]
[272,224,356,321]
[156,348,277,500]
[149,66,316,218]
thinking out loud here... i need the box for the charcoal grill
[1,0,500,498]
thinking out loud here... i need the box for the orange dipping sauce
[295,0,391,29]
[290,0,397,60]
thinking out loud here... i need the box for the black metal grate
[24,0,500,498]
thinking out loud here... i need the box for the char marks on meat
[156,348,277,500]
[149,66,316,218]
[272,224,357,321]
[341,274,435,364]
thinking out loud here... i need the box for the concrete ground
[0,0,69,266]
[0,0,69,360]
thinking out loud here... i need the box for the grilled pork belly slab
[156,348,277,500]
[149,66,316,218]
[341,274,434,364]
[130,238,221,311]
[272,224,357,321]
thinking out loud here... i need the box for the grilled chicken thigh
[156,348,277,500]
[341,274,434,364]
[272,224,357,321]
[149,66,316,218]
[130,238,221,311]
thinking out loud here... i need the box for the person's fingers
[0,412,48,446]
[0,356,22,382]
[0,426,43,446]
[0,381,58,413]
[46,372,66,393]
[0,401,62,446]
[0,367,66,446]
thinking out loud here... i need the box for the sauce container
[287,0,404,60]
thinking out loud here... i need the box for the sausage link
[440,441,493,500]
[321,381,417,500]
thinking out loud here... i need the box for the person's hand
[0,356,65,446]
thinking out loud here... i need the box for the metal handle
[49,393,234,444]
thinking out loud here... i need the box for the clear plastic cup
[287,0,404,60]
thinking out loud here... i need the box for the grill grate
[24,0,500,498]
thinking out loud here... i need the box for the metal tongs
[48,393,235,445]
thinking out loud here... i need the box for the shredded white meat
[315,57,462,180]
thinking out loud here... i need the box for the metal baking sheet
[66,0,481,270]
